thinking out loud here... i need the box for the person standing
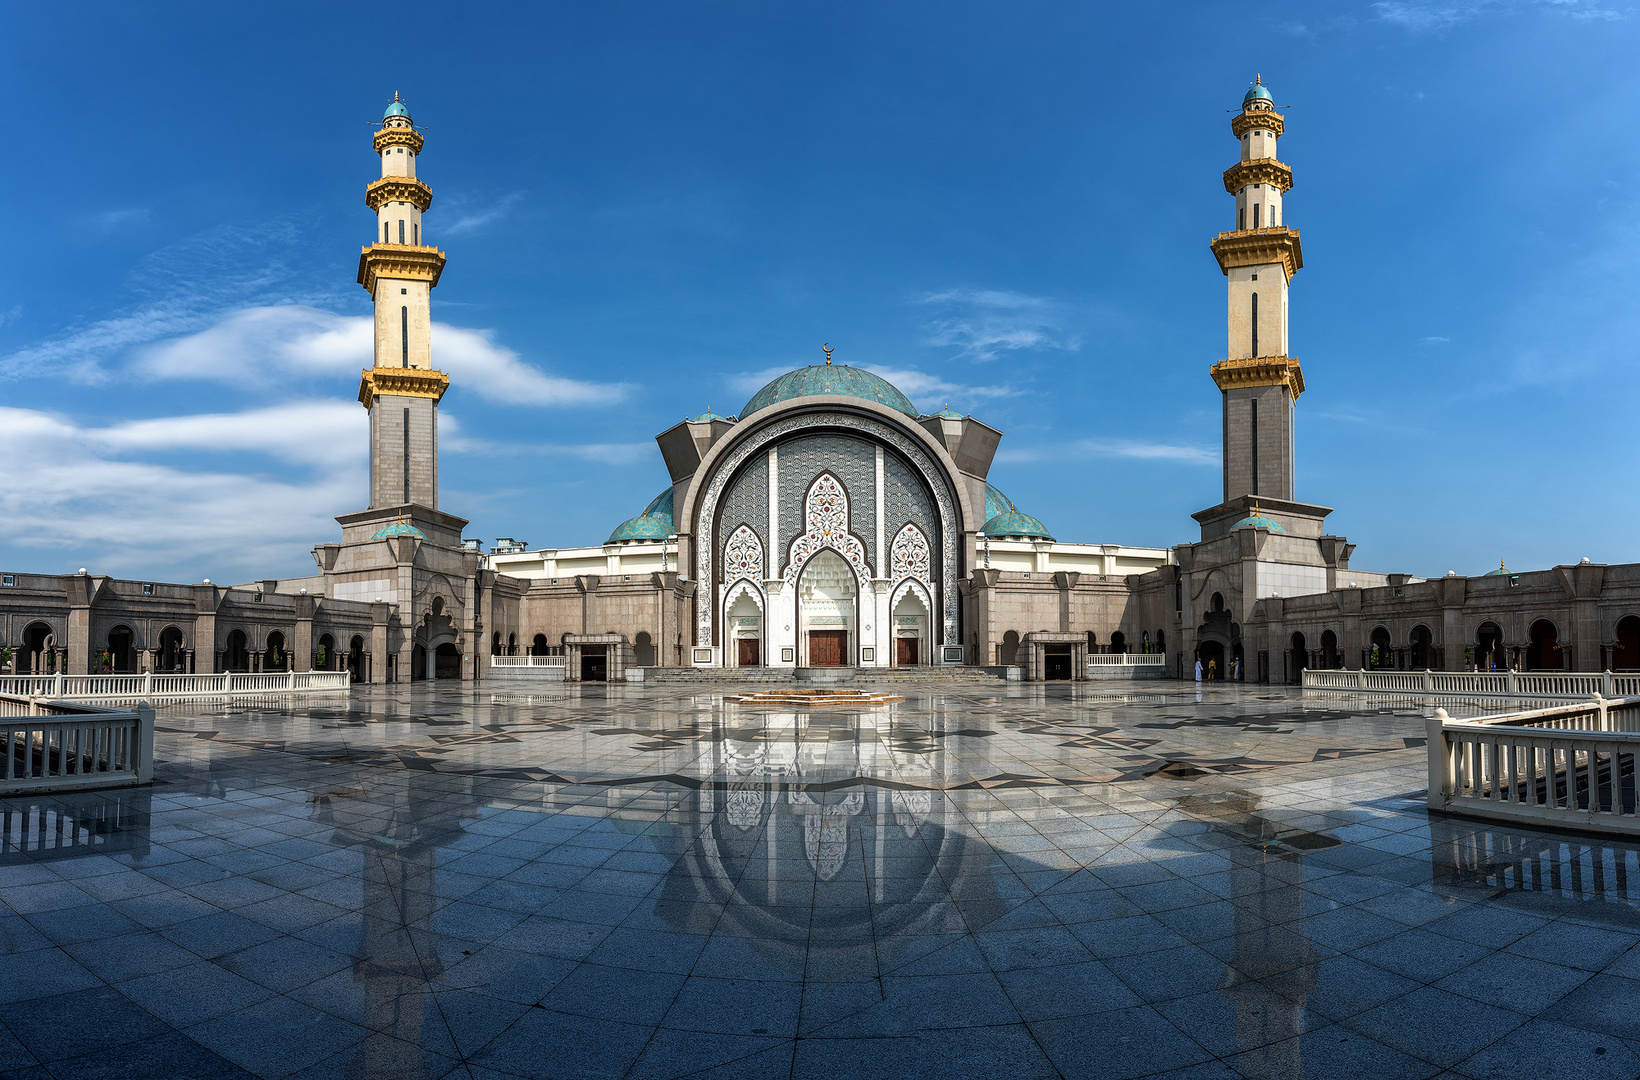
[1194,657,1203,682]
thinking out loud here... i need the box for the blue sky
[2,1,1638,584]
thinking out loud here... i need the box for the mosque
[5,81,1639,683]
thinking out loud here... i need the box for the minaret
[1209,76,1304,504]
[357,93,448,511]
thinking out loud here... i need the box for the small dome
[1243,81,1273,105]
[607,487,676,544]
[983,509,1054,541]
[372,521,426,540]
[925,404,966,420]
[1483,560,1511,576]
[983,483,1015,522]
[688,409,735,423]
[741,365,918,418]
[1231,512,1285,533]
[384,98,410,120]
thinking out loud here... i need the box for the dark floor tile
[41,1031,260,1080]
[0,949,102,1006]
[1541,974,1640,1039]
[1342,984,1527,1068]
[182,994,371,1078]
[1508,920,1638,972]
[540,960,686,1025]
[1,986,171,1063]
[1434,951,1591,1015]
[118,960,275,1028]
[997,958,1142,1020]
[1030,1005,1213,1079]
[467,1007,653,1079]
[1457,1016,1640,1079]
[1351,927,1493,983]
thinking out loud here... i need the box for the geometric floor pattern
[2,681,1637,1079]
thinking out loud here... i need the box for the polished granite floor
[3,681,1639,1080]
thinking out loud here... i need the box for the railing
[1,694,153,795]
[1427,696,1640,836]
[488,655,568,668]
[1304,668,1640,699]
[1087,653,1169,667]
[0,670,350,701]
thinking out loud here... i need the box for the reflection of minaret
[1210,75,1304,504]
[1209,795,1318,1075]
[313,768,476,1079]
[358,93,449,512]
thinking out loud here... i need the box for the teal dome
[1243,81,1272,105]
[984,483,1015,522]
[926,404,966,420]
[1231,512,1285,533]
[689,409,735,423]
[372,521,426,540]
[607,487,676,543]
[983,509,1054,541]
[1483,560,1511,577]
[384,98,410,120]
[741,365,918,418]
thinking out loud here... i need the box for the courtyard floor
[2,681,1639,1080]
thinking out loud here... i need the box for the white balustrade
[1427,697,1640,836]
[1086,653,1169,667]
[1305,668,1634,700]
[489,655,568,668]
[0,670,349,701]
[1,694,153,795]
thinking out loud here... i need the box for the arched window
[1110,631,1127,654]
[1238,208,1245,230]
[398,219,405,244]
[401,307,409,367]
[1250,293,1259,356]
[491,633,501,656]
[413,223,419,245]
[532,633,549,656]
[1253,203,1260,228]
[382,221,389,243]
[1000,630,1020,666]
[1211,592,1225,612]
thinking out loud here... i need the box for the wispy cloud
[134,304,630,407]
[94,401,366,467]
[997,437,1216,466]
[0,405,362,579]
[444,192,527,237]
[917,288,1078,362]
[1374,0,1623,30]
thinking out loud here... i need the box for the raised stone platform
[723,687,906,707]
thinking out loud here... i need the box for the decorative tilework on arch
[718,454,768,555]
[775,435,876,576]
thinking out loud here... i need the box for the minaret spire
[357,95,449,511]
[1208,77,1304,504]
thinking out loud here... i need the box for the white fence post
[1426,710,1451,811]
[1506,670,1517,695]
[287,669,296,691]
[1604,670,1615,697]
[1423,669,1433,692]
[54,672,64,698]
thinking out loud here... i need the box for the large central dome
[741,365,918,418]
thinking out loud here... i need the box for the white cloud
[1374,0,1623,29]
[997,438,1217,467]
[0,406,362,579]
[95,401,367,467]
[917,288,1078,362]
[135,304,629,407]
[862,367,1021,405]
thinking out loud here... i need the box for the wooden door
[895,637,918,667]
[737,638,760,667]
[808,630,847,666]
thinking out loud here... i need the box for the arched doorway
[266,631,287,672]
[1370,626,1392,669]
[727,585,764,668]
[1198,640,1225,680]
[1475,622,1503,672]
[318,633,337,671]
[798,549,855,667]
[1085,631,1097,655]
[348,635,365,682]
[158,626,185,672]
[1614,616,1640,671]
[224,629,250,672]
[507,633,517,656]
[1409,625,1432,669]
[1320,630,1339,669]
[892,585,930,667]
[1289,632,1307,683]
[1527,620,1559,671]
[1000,630,1020,666]
[106,626,135,673]
[532,634,549,656]
[1110,631,1127,654]
[411,644,427,681]
[435,642,461,679]
[635,631,655,667]
[491,633,502,656]
[22,622,53,674]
